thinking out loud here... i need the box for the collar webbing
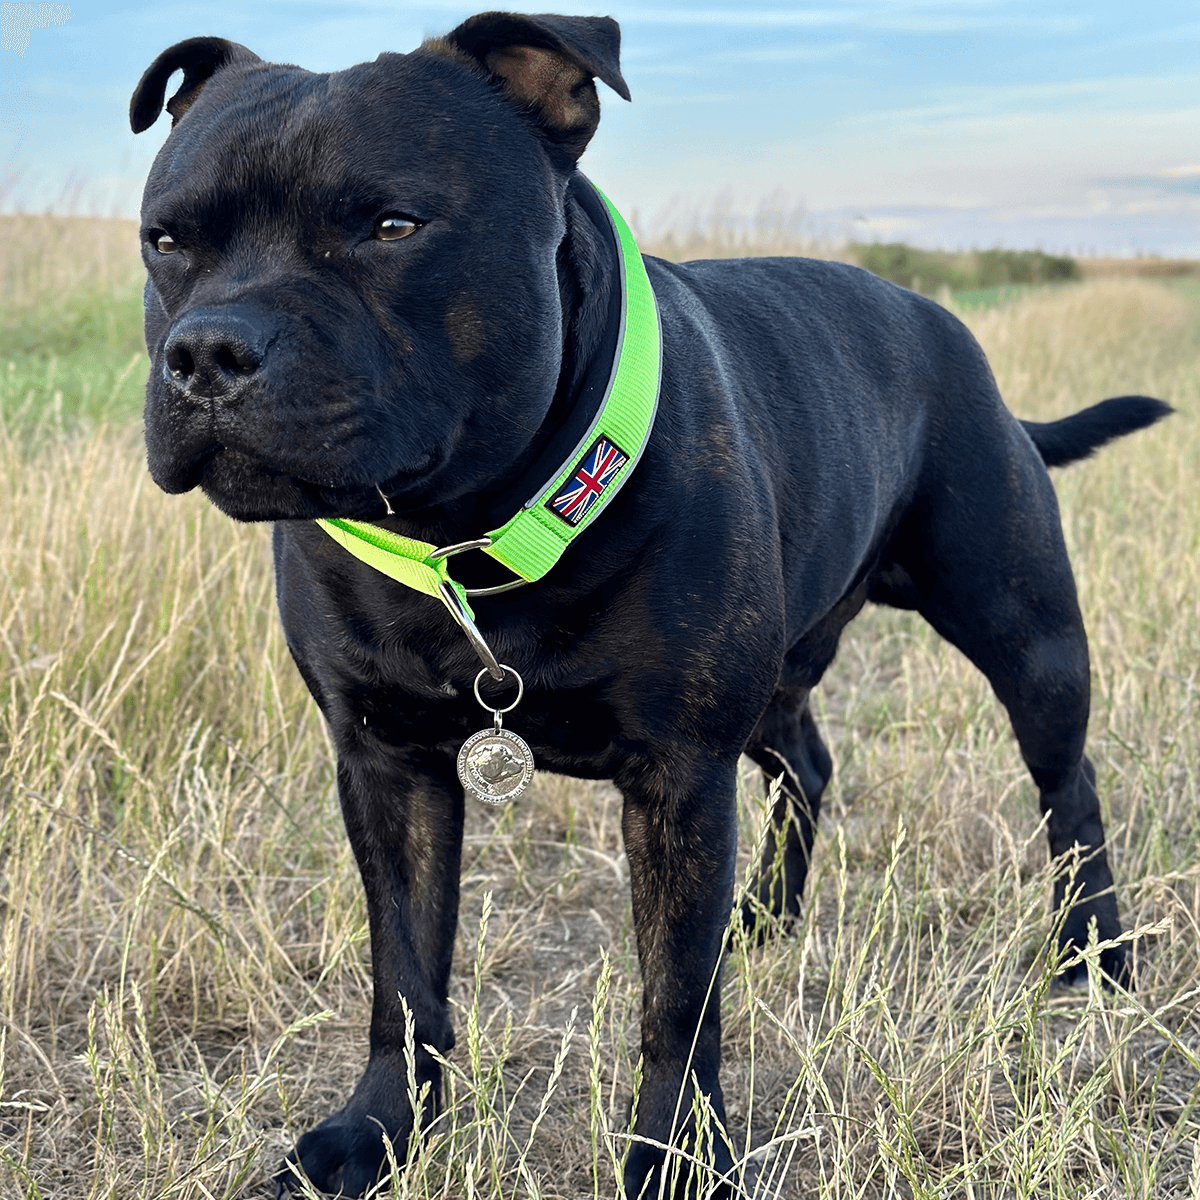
[317,515,470,610]
[315,179,661,622]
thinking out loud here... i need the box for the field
[1,217,1198,1199]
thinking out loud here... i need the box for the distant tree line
[850,242,1079,295]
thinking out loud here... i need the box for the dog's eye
[374,214,420,242]
[153,233,179,254]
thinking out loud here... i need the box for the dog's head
[130,14,628,522]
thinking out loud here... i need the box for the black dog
[130,13,1169,1196]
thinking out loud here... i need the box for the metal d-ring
[436,581,504,680]
[430,536,494,560]
[429,536,528,598]
[473,664,524,714]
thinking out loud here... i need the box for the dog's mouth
[167,444,436,523]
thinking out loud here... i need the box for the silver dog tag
[457,665,535,805]
[458,723,535,804]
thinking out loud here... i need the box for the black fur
[130,13,1171,1198]
[1021,395,1172,467]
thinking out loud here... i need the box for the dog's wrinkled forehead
[142,53,549,232]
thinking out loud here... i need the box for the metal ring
[473,664,524,714]
[430,536,528,598]
[463,578,528,598]
[429,536,493,561]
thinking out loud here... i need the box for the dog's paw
[1054,939,1133,991]
[276,1051,441,1196]
[735,897,801,949]
[623,1138,735,1200]
[1053,909,1133,991]
[275,1108,412,1198]
[623,1110,737,1200]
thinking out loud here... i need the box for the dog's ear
[130,37,261,133]
[445,12,630,162]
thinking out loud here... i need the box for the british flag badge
[547,436,629,527]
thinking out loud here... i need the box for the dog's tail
[1021,395,1173,468]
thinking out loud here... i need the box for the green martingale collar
[315,178,662,648]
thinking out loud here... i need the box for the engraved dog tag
[457,665,535,805]
[458,724,535,804]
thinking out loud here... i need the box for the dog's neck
[553,174,622,422]
[380,173,621,583]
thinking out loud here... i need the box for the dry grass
[1078,259,1200,281]
[633,199,846,266]
[0,222,1198,1200]
[0,216,141,308]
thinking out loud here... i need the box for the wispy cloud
[627,38,859,72]
[617,4,1086,35]
[712,40,860,64]
[1094,167,1200,196]
[1080,19,1200,55]
[829,198,1200,255]
[844,74,1200,132]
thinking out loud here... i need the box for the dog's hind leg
[740,687,832,933]
[877,423,1129,986]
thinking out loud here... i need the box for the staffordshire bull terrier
[130,12,1170,1196]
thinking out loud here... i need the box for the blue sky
[1,1,1198,254]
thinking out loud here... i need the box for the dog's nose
[162,308,267,400]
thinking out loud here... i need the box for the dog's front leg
[620,755,739,1199]
[278,746,463,1198]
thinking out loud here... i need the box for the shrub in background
[849,241,1080,295]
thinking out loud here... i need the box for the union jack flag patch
[547,436,629,526]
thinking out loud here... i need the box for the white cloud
[616,3,1085,35]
